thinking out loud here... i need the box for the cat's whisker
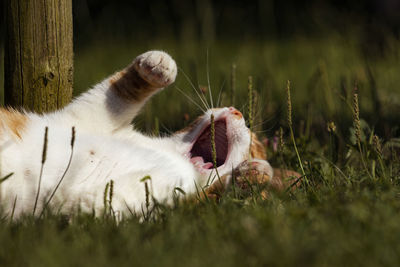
[251,117,274,129]
[239,102,248,113]
[254,105,284,129]
[206,49,214,109]
[266,122,278,132]
[251,130,269,135]
[251,106,267,126]
[160,122,173,135]
[251,118,279,135]
[178,67,211,111]
[175,86,206,113]
[239,103,248,119]
[249,100,278,131]
[258,121,277,132]
[194,86,211,111]
[216,78,227,107]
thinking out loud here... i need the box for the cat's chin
[187,118,230,173]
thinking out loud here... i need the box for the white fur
[0,51,272,218]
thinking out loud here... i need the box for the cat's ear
[0,108,27,140]
[250,131,267,160]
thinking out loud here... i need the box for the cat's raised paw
[133,51,177,88]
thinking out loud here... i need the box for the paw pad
[133,51,177,88]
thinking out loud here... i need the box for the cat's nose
[229,107,243,119]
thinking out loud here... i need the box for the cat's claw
[133,51,177,88]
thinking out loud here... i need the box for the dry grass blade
[33,126,48,216]
[40,127,76,218]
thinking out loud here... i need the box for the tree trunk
[4,0,73,113]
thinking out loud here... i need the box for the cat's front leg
[62,51,177,133]
[110,51,177,102]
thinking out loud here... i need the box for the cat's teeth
[202,162,214,169]
[190,157,214,170]
[190,156,204,165]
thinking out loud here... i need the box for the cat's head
[174,107,265,178]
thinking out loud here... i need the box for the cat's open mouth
[189,119,229,170]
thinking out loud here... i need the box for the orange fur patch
[109,65,157,102]
[272,168,301,190]
[250,132,267,160]
[0,108,28,139]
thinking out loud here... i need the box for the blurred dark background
[2,0,399,55]
[1,0,400,140]
[71,0,400,41]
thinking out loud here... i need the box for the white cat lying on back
[0,51,275,218]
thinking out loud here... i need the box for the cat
[0,51,296,219]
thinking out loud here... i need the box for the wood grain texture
[4,0,73,112]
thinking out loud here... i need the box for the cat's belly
[0,125,200,217]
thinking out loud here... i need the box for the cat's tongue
[190,157,214,169]
[190,120,228,167]
[202,162,214,169]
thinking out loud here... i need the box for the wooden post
[4,0,73,112]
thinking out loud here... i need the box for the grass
[1,178,400,266]
[1,35,400,266]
